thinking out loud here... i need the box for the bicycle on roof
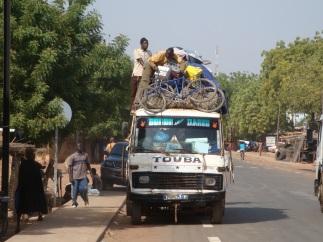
[139,64,225,113]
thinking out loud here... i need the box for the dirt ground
[231,151,316,177]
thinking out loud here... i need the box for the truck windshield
[134,117,221,154]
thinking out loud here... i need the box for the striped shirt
[69,151,89,180]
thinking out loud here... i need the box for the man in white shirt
[131,38,151,111]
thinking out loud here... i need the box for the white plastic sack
[88,188,100,196]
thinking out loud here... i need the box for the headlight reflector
[205,177,216,186]
[139,175,150,184]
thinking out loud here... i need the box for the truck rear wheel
[210,198,225,224]
[131,202,142,225]
[319,174,323,213]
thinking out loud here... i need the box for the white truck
[126,108,232,224]
[314,114,323,212]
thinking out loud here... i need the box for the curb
[96,197,126,242]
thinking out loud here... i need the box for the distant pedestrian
[91,168,102,191]
[239,141,246,160]
[105,137,116,154]
[131,37,152,112]
[68,143,91,208]
[258,141,263,156]
[15,148,48,233]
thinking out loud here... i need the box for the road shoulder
[6,190,126,242]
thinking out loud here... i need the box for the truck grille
[132,172,223,190]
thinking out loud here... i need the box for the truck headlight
[139,175,150,184]
[205,177,216,186]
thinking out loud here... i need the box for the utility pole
[53,128,58,207]
[1,0,11,228]
[276,103,281,144]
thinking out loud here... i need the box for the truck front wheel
[126,199,132,216]
[131,202,142,225]
[102,181,113,190]
[210,198,225,224]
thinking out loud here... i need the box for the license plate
[163,194,188,200]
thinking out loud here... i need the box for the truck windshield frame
[133,116,221,154]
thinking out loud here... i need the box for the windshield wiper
[174,148,196,154]
[134,147,159,153]
[134,147,172,155]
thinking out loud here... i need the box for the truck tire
[131,202,142,225]
[275,151,286,160]
[102,181,113,190]
[319,173,323,213]
[210,198,225,224]
[126,198,132,216]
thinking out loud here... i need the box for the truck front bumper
[128,191,225,206]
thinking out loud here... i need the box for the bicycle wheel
[186,78,217,104]
[193,88,226,112]
[140,86,166,113]
[159,82,175,105]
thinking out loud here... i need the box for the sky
[92,0,323,74]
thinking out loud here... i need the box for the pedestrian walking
[131,37,152,112]
[239,141,247,160]
[15,148,48,233]
[68,143,91,208]
[258,141,263,156]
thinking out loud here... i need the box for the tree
[0,0,132,143]
[220,31,323,140]
[261,32,323,117]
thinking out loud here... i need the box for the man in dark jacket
[15,148,48,233]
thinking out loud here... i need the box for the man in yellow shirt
[105,137,116,154]
[135,48,186,103]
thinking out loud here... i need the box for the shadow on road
[226,202,252,205]
[101,186,126,196]
[224,207,288,224]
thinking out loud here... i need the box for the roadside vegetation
[219,32,323,140]
[0,0,132,144]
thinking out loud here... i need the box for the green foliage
[261,32,323,115]
[218,72,278,140]
[0,0,132,143]
[220,32,323,140]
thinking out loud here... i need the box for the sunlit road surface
[104,159,323,242]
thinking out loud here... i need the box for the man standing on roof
[131,38,152,111]
[135,47,187,104]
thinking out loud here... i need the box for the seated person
[152,129,170,151]
[91,168,102,191]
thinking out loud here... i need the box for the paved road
[104,159,323,242]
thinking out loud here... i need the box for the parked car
[101,141,128,190]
